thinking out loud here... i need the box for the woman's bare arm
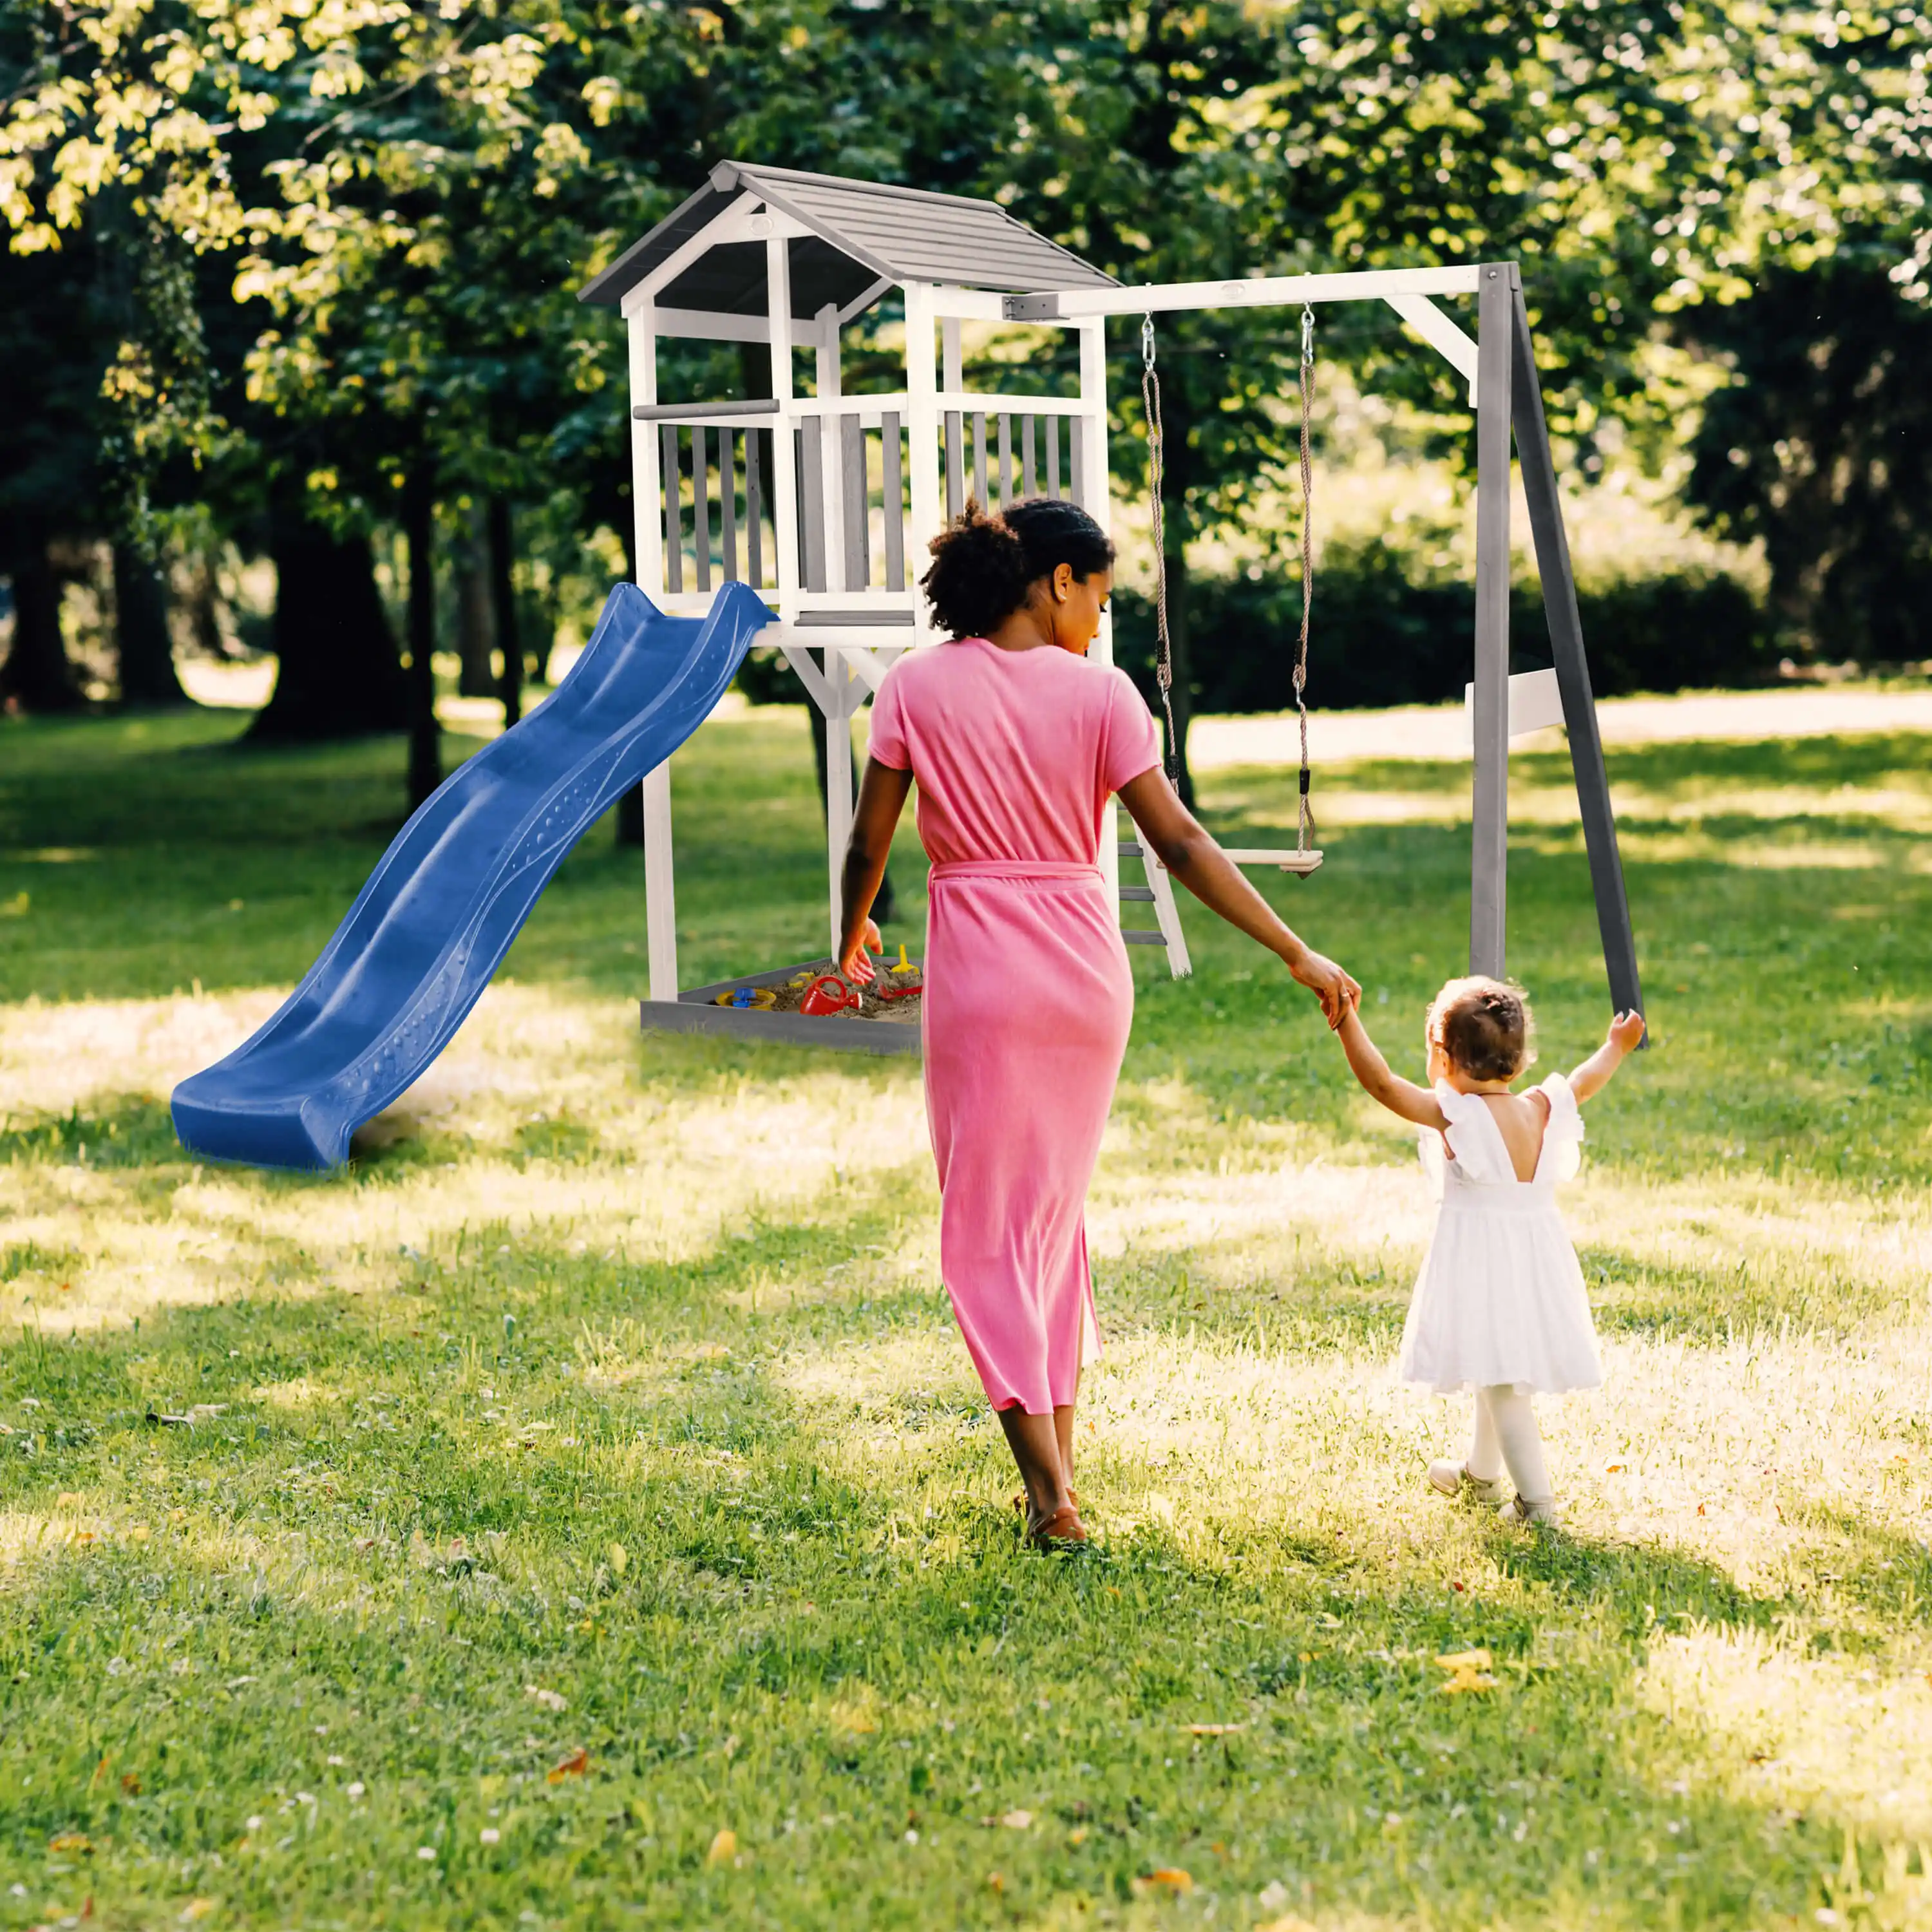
[1335,1003,1448,1129]
[837,757,914,980]
[1115,766,1359,1026]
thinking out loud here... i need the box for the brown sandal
[1025,1504,1089,1549]
[1012,1487,1077,1515]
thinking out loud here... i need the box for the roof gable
[578,160,1117,313]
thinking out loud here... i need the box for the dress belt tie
[929,860,1103,884]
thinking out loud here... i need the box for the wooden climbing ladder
[1119,838,1191,978]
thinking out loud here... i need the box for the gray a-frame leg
[1507,275,1645,1025]
[1469,266,1515,978]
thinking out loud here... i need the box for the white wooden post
[626,299,663,597]
[1077,318,1122,907]
[942,316,963,394]
[825,655,855,958]
[641,762,678,1003]
[767,233,799,615]
[626,295,678,1001]
[904,282,942,646]
[815,304,845,591]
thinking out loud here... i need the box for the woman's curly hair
[920,497,1115,639]
[1426,975,1536,1083]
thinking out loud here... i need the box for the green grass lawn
[1,699,1929,1930]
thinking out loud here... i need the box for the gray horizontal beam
[633,398,779,422]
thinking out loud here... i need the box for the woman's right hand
[840,918,883,985]
[1288,948,1361,1029]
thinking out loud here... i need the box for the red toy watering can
[798,974,861,1018]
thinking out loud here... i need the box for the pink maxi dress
[866,638,1160,1415]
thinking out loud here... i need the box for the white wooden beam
[903,281,942,647]
[815,304,845,594]
[627,302,663,599]
[1384,292,1480,404]
[768,232,800,618]
[649,307,772,343]
[1003,264,1486,323]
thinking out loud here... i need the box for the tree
[1685,257,1932,661]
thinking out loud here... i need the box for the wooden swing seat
[1222,848,1324,875]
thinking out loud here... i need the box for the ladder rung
[1123,929,1169,945]
[1120,886,1155,902]
[1118,841,1143,858]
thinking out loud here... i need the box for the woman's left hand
[1290,948,1361,1029]
[841,920,884,984]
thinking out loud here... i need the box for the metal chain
[1294,304,1316,855]
[1141,316,1180,786]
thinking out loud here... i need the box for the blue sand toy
[171,582,772,1171]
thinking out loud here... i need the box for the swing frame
[1007,262,1645,1017]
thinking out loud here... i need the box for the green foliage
[1685,258,1932,661]
[1112,551,1775,712]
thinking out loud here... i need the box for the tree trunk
[113,542,191,708]
[404,474,441,810]
[454,501,496,698]
[1,538,82,712]
[251,502,408,740]
[489,496,522,729]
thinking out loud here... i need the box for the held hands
[1289,949,1362,1030]
[840,920,883,985]
[1607,1009,1647,1055]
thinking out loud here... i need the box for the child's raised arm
[1569,1010,1647,1103]
[1336,1001,1448,1130]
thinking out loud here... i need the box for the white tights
[1465,1385,1553,1506]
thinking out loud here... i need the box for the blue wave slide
[171,582,772,1171]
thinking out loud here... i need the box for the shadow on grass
[0,1244,1872,1929]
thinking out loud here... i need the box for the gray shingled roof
[578,160,1117,314]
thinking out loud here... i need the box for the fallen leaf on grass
[120,1774,141,1796]
[1068,1827,1089,1846]
[985,1872,1005,1893]
[607,1542,628,1577]
[999,1810,1032,1830]
[1434,1647,1498,1695]
[525,1685,567,1712]
[1186,1723,1245,1736]
[48,1833,93,1853]
[706,1828,737,1867]
[178,1902,215,1923]
[546,1749,589,1783]
[1132,1868,1193,1897]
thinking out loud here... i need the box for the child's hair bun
[1428,975,1535,1082]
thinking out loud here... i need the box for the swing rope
[1293,303,1316,857]
[1142,308,1318,853]
[1140,316,1180,788]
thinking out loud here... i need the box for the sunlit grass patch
[2,705,1931,1926]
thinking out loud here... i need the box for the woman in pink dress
[837,500,1357,1547]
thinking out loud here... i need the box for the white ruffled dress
[1397,1072,1603,1396]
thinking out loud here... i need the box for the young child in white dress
[1333,975,1646,1524]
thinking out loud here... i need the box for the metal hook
[1141,314,1157,369]
[1300,304,1315,364]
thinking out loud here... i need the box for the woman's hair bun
[920,497,1115,638]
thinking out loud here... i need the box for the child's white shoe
[1427,1461,1510,1508]
[1502,1493,1560,1527]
